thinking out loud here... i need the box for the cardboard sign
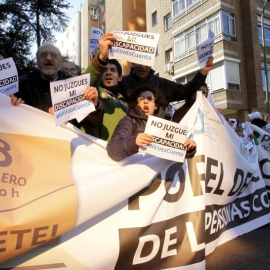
[139,116,187,162]
[0,57,18,96]
[89,27,104,53]
[50,74,95,126]
[109,31,160,66]
[196,30,214,69]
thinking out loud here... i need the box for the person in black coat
[106,84,196,161]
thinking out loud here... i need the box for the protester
[84,33,128,141]
[163,104,175,120]
[106,84,196,161]
[61,60,80,77]
[172,83,209,123]
[120,56,213,108]
[11,43,103,129]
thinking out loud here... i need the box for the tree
[0,0,71,74]
[1,0,71,47]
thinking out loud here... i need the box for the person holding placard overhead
[106,84,196,161]
[120,56,213,109]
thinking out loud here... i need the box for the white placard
[0,57,18,96]
[248,111,261,120]
[109,31,160,66]
[139,115,187,162]
[89,27,104,53]
[50,74,95,126]
[196,30,214,69]
[240,134,255,150]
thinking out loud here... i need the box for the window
[261,68,270,91]
[259,25,270,46]
[152,11,157,26]
[164,14,172,31]
[172,0,205,18]
[174,11,235,60]
[165,49,173,64]
[222,11,236,42]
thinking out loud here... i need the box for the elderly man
[12,43,103,129]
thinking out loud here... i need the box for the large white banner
[0,92,270,269]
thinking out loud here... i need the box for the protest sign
[109,31,160,66]
[89,27,104,53]
[0,57,18,96]
[248,111,261,121]
[196,30,214,69]
[139,115,187,162]
[50,74,95,126]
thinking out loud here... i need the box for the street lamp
[261,0,270,114]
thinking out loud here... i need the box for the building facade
[145,0,270,121]
[55,0,105,70]
[55,11,81,65]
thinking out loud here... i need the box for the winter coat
[107,107,196,161]
[17,68,103,129]
[120,68,207,107]
[84,56,128,141]
[106,107,147,161]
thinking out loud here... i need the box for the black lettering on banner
[187,155,205,197]
[128,162,185,210]
[0,138,12,167]
[115,210,205,269]
[228,168,259,196]
[205,188,270,243]
[205,157,224,195]
[259,158,270,179]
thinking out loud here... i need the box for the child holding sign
[106,84,196,161]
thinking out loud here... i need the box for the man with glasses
[61,61,80,78]
[12,43,103,129]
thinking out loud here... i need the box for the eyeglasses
[62,68,78,74]
[137,96,155,102]
[38,52,59,59]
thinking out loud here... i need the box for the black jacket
[17,68,103,129]
[120,68,207,107]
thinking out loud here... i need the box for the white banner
[0,93,270,269]
[0,57,18,96]
[109,31,160,66]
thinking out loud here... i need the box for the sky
[30,0,83,56]
[66,0,84,20]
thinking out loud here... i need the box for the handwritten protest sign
[196,30,214,69]
[89,27,104,53]
[50,74,95,126]
[0,57,18,96]
[139,116,187,162]
[109,31,160,66]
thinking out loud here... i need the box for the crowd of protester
[4,32,270,163]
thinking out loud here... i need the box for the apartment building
[56,0,105,70]
[105,0,147,74]
[145,0,270,120]
[55,11,81,65]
